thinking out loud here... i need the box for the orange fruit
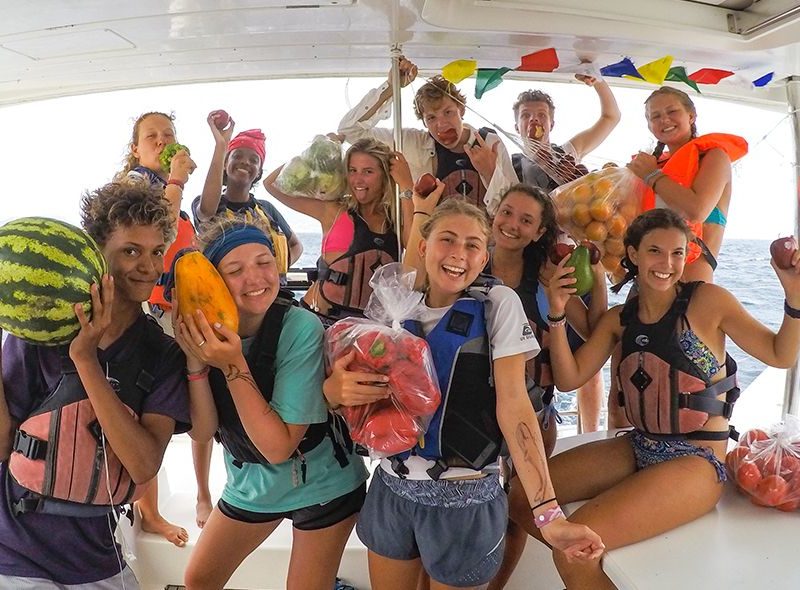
[572,183,593,203]
[607,214,627,238]
[589,198,613,221]
[585,220,608,242]
[604,237,625,256]
[619,202,639,222]
[592,178,614,199]
[571,203,592,227]
[601,253,622,274]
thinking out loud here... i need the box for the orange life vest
[641,133,748,264]
[150,214,196,309]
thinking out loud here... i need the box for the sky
[0,75,794,240]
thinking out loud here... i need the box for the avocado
[568,245,594,296]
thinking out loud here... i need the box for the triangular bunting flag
[442,60,477,84]
[688,68,734,84]
[518,48,559,72]
[752,72,774,87]
[633,55,674,85]
[600,58,642,79]
[475,67,512,99]
[665,66,700,93]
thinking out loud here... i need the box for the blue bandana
[204,225,275,267]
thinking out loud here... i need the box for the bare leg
[417,569,431,590]
[368,551,423,590]
[577,371,605,433]
[486,518,526,590]
[287,514,358,590]
[184,506,281,590]
[136,477,189,547]
[192,439,214,528]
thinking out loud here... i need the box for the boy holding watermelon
[0,182,192,588]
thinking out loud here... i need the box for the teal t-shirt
[220,305,368,513]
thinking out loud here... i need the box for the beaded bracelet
[785,299,800,319]
[534,505,565,529]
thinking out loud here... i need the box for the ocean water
[297,234,785,415]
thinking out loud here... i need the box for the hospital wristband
[534,505,565,529]
[785,299,800,319]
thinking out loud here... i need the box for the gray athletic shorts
[357,468,507,587]
[0,566,138,589]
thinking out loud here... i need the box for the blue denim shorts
[357,468,507,587]
[628,430,727,482]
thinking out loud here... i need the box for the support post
[783,77,800,417]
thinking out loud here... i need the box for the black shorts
[217,482,366,531]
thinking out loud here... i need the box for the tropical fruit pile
[727,426,800,511]
[0,217,107,345]
[551,166,644,279]
[276,134,346,200]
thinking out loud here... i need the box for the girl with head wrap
[175,218,367,590]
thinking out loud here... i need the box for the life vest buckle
[12,430,47,461]
[11,494,44,516]
[390,456,409,479]
[322,269,349,286]
[426,459,448,481]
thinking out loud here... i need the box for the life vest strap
[644,428,733,442]
[316,261,349,286]
[12,430,47,461]
[390,456,409,479]
[426,459,448,481]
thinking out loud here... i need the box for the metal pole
[783,76,800,417]
[390,45,404,259]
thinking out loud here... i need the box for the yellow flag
[629,55,674,85]
[442,59,477,84]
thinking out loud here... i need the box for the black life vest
[616,281,740,441]
[207,290,352,472]
[435,127,493,211]
[314,211,399,317]
[511,144,589,191]
[9,316,164,517]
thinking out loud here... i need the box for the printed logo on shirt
[521,323,534,341]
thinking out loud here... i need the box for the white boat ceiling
[3,0,800,108]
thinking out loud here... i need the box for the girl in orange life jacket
[264,138,415,326]
[173,217,367,590]
[508,208,800,590]
[113,111,198,547]
[193,115,304,278]
[325,184,604,590]
[627,87,747,283]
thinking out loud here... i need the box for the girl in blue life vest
[173,217,367,590]
[324,182,604,590]
[511,208,800,590]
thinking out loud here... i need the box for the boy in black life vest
[0,182,190,588]
[337,56,518,215]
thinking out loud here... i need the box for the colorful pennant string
[442,60,477,84]
[475,67,512,99]
[752,72,774,88]
[666,66,700,93]
[688,68,734,84]
[600,57,642,79]
[518,48,559,72]
[632,55,674,85]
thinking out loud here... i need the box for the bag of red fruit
[726,416,800,511]
[324,263,441,459]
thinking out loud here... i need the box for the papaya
[567,245,594,296]
[175,251,239,332]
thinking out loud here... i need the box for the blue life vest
[397,294,501,479]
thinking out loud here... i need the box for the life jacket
[207,290,352,475]
[616,281,740,441]
[313,211,399,317]
[435,127,493,210]
[395,290,501,480]
[8,317,165,517]
[511,144,588,191]
[219,197,290,277]
[641,133,748,267]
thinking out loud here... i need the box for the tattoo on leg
[224,364,259,391]
[516,422,547,502]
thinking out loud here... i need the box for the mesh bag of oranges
[551,165,645,279]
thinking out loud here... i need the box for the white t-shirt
[380,285,540,480]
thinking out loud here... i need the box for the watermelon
[0,217,107,345]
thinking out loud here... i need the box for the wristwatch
[400,189,413,199]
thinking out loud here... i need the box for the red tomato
[361,405,421,455]
[780,453,800,481]
[725,446,750,476]
[754,475,789,507]
[755,451,780,477]
[776,498,800,512]
[740,429,770,448]
[736,461,762,493]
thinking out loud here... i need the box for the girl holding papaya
[173,217,367,590]
[324,182,604,589]
[509,208,800,589]
[264,138,414,326]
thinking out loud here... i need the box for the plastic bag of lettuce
[276,135,346,200]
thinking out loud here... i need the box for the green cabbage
[159,143,190,172]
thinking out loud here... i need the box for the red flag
[518,48,559,72]
[688,68,734,85]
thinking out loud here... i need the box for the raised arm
[263,165,332,222]
[568,76,621,160]
[196,112,236,223]
[402,179,445,289]
[563,260,609,340]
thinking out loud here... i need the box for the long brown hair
[113,111,176,181]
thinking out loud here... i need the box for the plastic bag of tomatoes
[550,165,645,278]
[726,418,800,511]
[324,263,441,459]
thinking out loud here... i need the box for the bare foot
[196,497,213,529]
[139,513,189,547]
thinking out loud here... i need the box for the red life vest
[149,214,195,309]
[641,133,748,265]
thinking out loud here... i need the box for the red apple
[413,173,438,198]
[548,242,575,265]
[581,240,602,265]
[770,236,797,270]
[210,109,231,130]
